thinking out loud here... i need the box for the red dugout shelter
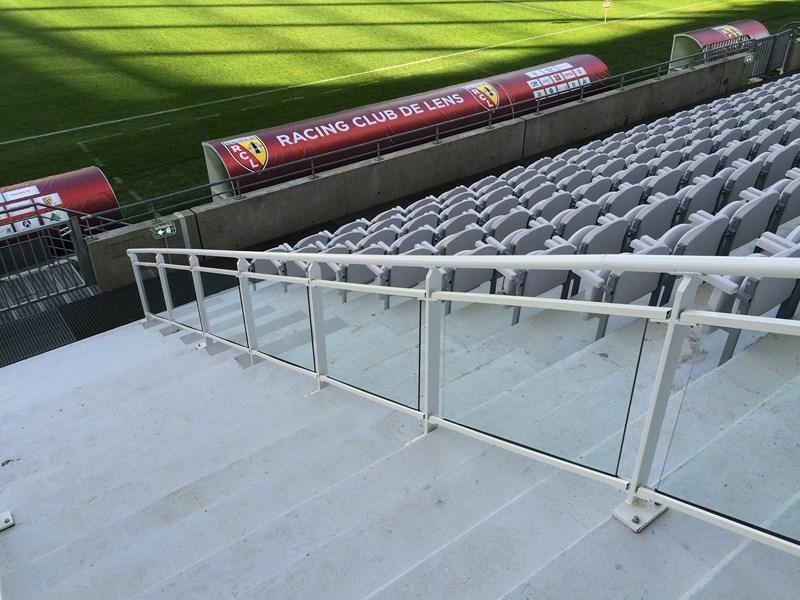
[203,55,610,197]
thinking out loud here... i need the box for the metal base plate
[613,498,667,533]
[0,511,14,532]
[159,325,180,336]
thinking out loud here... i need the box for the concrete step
[0,335,240,464]
[1,407,423,599]
[500,509,747,600]
[657,373,800,538]
[0,362,358,575]
[679,538,800,600]
[242,466,620,600]
[0,322,187,415]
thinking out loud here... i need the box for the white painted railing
[128,248,800,557]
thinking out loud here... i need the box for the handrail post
[156,253,174,320]
[613,274,701,533]
[129,252,151,318]
[307,263,328,390]
[421,268,444,433]
[237,257,258,352]
[69,216,96,286]
[189,254,209,333]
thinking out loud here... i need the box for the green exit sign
[151,221,177,240]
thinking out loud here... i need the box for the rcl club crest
[223,135,268,172]
[465,82,500,111]
[713,25,745,40]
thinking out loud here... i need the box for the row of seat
[252,72,800,345]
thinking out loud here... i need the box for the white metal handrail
[129,248,800,279]
[128,247,800,557]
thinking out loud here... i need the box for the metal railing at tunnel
[87,32,797,226]
[128,247,800,557]
[0,210,99,318]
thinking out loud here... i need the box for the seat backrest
[613,163,650,187]
[727,191,781,251]
[520,182,559,209]
[438,185,470,203]
[391,226,436,253]
[558,169,593,193]
[469,175,497,192]
[684,137,714,159]
[722,159,765,205]
[367,216,402,233]
[484,209,530,241]
[549,163,582,183]
[529,191,573,221]
[645,168,683,197]
[402,211,439,233]
[480,186,517,208]
[333,219,368,237]
[634,195,680,240]
[437,211,480,238]
[293,231,330,249]
[441,197,478,222]
[575,177,613,202]
[500,165,525,181]
[480,196,518,222]
[360,227,398,249]
[329,229,366,246]
[504,222,555,255]
[519,243,576,298]
[719,139,754,168]
[762,142,800,188]
[514,173,548,196]
[579,218,629,255]
[371,207,404,223]
[449,245,499,292]
[406,200,440,220]
[675,215,728,256]
[600,185,644,217]
[436,226,485,255]
[680,175,725,218]
[751,128,785,157]
[778,178,800,224]
[683,153,719,183]
[593,157,627,178]
[441,190,475,209]
[607,243,670,305]
[386,247,432,288]
[558,203,602,239]
[580,154,609,171]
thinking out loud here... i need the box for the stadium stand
[3,71,800,598]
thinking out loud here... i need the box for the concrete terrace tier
[1,302,798,598]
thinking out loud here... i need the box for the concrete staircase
[2,291,798,598]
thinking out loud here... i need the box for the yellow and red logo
[223,135,268,172]
[713,25,745,40]
[465,82,500,111]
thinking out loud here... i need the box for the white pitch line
[321,88,343,95]
[0,0,721,147]
[142,122,172,131]
[239,103,266,112]
[76,140,106,167]
[79,131,124,144]
[193,113,220,121]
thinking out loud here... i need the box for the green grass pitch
[0,0,796,207]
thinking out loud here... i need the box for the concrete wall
[88,55,751,292]
[785,38,800,74]
[88,210,201,292]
